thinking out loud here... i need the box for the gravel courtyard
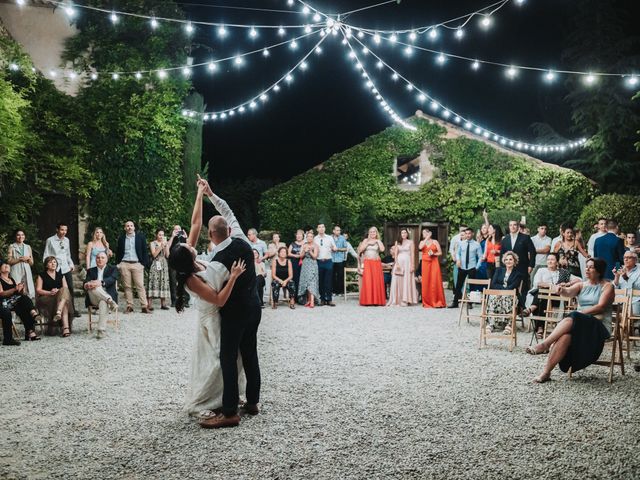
[2,297,639,480]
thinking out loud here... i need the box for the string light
[347,32,586,154]
[455,28,464,39]
[185,22,194,35]
[109,11,119,24]
[150,17,159,29]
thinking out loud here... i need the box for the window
[395,154,421,188]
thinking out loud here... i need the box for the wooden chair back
[479,288,518,352]
[458,278,490,326]
[343,267,360,301]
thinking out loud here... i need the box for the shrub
[577,194,640,234]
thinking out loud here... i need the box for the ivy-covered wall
[259,118,596,240]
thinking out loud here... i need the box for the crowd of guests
[1,221,188,345]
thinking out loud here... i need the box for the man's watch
[101,281,105,287]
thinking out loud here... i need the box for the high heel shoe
[25,331,41,341]
[61,327,71,338]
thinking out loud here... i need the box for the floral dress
[297,249,320,303]
[148,241,170,299]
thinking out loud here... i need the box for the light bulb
[304,25,312,33]
[313,13,321,22]
[249,28,258,38]
[409,32,417,42]
[302,6,310,14]
[65,6,76,18]
[49,70,57,77]
[373,33,381,44]
[9,63,19,71]
[234,56,244,65]
[431,101,439,111]
[376,60,383,69]
[545,70,556,82]
[362,47,369,55]
[290,40,298,50]
[112,73,119,80]
[278,27,286,36]
[260,94,268,102]
[110,12,118,24]
[135,72,142,79]
[285,74,293,83]
[406,83,414,91]
[90,72,98,80]
[418,94,426,102]
[389,34,397,43]
[287,0,294,5]
[583,73,596,85]
[357,31,364,38]
[455,28,464,39]
[157,69,167,79]
[150,17,159,29]
[404,46,413,56]
[480,16,492,29]
[262,48,270,57]
[185,22,194,34]
[626,75,639,87]
[429,28,438,39]
[454,116,461,123]
[182,67,191,76]
[16,0,25,6]
[392,73,399,81]
[208,61,217,72]
[436,54,446,65]
[506,66,518,79]
[442,110,451,118]
[218,26,227,37]
[273,84,281,92]
[300,61,308,70]
[471,60,480,70]
[315,46,323,54]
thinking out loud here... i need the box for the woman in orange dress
[357,227,386,306]
[418,228,446,308]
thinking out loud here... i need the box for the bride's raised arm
[187,181,205,248]
[186,259,246,307]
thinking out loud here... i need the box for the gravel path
[1,297,639,480]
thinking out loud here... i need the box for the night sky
[181,0,626,182]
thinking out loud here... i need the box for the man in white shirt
[531,224,552,281]
[448,225,467,291]
[83,252,118,339]
[43,223,80,317]
[587,217,607,257]
[314,223,337,306]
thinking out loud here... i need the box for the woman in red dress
[357,227,386,306]
[418,228,446,308]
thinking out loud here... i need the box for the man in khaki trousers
[115,221,151,314]
[84,252,118,339]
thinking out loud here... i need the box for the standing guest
[85,227,112,269]
[418,228,446,308]
[247,229,267,262]
[531,224,552,282]
[271,247,295,310]
[500,219,536,293]
[36,256,74,336]
[1,303,20,346]
[381,247,394,299]
[526,258,614,383]
[288,230,305,301]
[84,251,119,339]
[148,229,171,310]
[625,232,639,253]
[475,211,490,281]
[550,225,564,253]
[387,228,418,306]
[0,259,41,341]
[253,249,267,308]
[522,253,580,339]
[594,219,626,281]
[613,251,640,315]
[482,224,503,282]
[449,225,467,291]
[448,228,483,308]
[43,223,80,318]
[358,227,386,306]
[314,224,337,306]
[7,229,35,300]
[298,231,320,308]
[554,225,587,278]
[587,217,608,258]
[331,226,348,296]
[485,251,524,335]
[343,233,360,262]
[116,220,151,314]
[165,225,188,307]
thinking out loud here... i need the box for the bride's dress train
[184,261,246,416]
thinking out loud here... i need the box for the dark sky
[179,0,619,181]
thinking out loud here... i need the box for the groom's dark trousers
[213,237,262,417]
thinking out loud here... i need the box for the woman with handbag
[387,228,418,306]
[148,229,171,310]
[358,227,387,306]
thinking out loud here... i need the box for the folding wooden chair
[458,278,490,325]
[624,289,640,359]
[343,267,360,301]
[10,309,46,337]
[87,305,120,332]
[479,289,518,352]
[528,288,576,345]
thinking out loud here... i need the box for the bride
[168,181,246,418]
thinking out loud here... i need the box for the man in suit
[116,220,151,314]
[594,219,625,280]
[448,227,483,308]
[83,251,118,339]
[500,220,536,293]
[198,179,262,429]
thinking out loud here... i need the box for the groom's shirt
[206,193,251,261]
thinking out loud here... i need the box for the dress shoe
[96,330,105,340]
[199,413,240,429]
[326,302,336,307]
[161,306,170,310]
[107,299,117,313]
[147,305,154,311]
[141,307,151,314]
[447,303,459,309]
[239,402,260,415]
[2,339,21,346]
[73,311,81,318]
[125,306,134,314]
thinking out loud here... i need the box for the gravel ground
[1,295,639,480]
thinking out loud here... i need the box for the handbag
[393,263,404,276]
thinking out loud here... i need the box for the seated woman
[522,253,581,339]
[526,257,614,383]
[0,259,41,341]
[485,251,523,336]
[271,246,295,310]
[36,256,75,337]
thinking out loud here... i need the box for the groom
[197,178,262,429]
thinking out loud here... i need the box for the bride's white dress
[184,260,246,416]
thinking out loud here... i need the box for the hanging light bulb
[471,60,480,70]
[455,28,464,39]
[110,11,119,24]
[157,69,167,79]
[505,66,518,79]
[278,27,286,36]
[300,61,308,71]
[583,73,597,85]
[185,22,194,35]
[290,40,298,50]
[480,16,492,29]
[392,73,399,81]
[64,5,76,18]
[287,0,294,5]
[49,70,58,77]
[273,84,281,92]
[357,31,364,38]
[544,70,556,82]
[418,93,426,102]
[218,26,227,38]
[112,73,119,80]
[436,53,446,65]
[150,17,159,29]
[626,75,639,87]
[249,27,258,38]
[135,72,142,79]
[409,31,417,42]
[16,0,26,6]
[389,34,397,43]
[9,63,19,71]
[304,25,312,33]
[182,67,192,77]
[90,72,98,80]
[262,48,270,57]
[234,56,244,66]
[313,12,321,22]
[315,46,323,54]
[428,28,438,40]
[302,6,310,14]
[376,60,383,69]
[285,74,293,83]
[260,94,268,102]
[373,33,381,44]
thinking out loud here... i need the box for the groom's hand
[196,175,214,197]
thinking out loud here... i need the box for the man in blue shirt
[331,226,348,295]
[594,219,625,280]
[448,227,483,308]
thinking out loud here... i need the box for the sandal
[485,325,493,335]
[62,327,71,338]
[54,311,62,322]
[25,330,41,341]
[289,303,295,310]
[526,344,547,355]
[503,326,512,336]
[536,330,544,340]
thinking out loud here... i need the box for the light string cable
[354,29,639,85]
[344,0,513,34]
[191,33,328,120]
[338,0,399,18]
[340,25,416,130]
[348,32,587,153]
[48,0,323,29]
